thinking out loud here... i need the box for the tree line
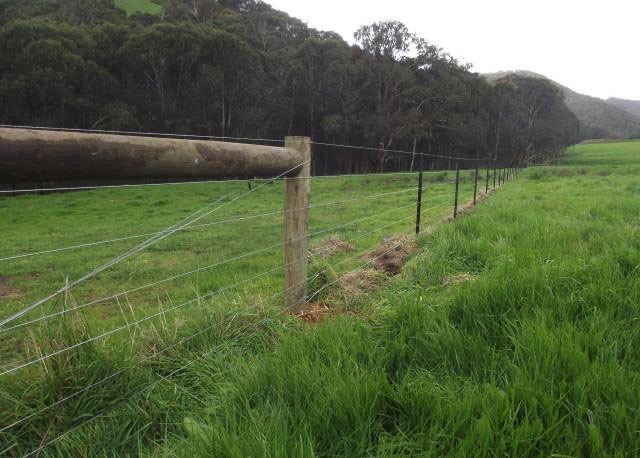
[0,0,581,176]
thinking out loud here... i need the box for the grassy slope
[162,141,640,457]
[114,0,162,15]
[2,141,640,456]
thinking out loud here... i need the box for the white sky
[266,0,640,100]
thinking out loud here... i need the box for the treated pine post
[453,161,460,219]
[284,136,311,313]
[415,148,425,235]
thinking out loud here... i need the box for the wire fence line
[0,199,421,336]
[1,202,439,446]
[0,171,425,196]
[8,205,441,458]
[0,199,438,376]
[0,129,521,457]
[0,160,310,330]
[0,186,420,263]
[0,166,500,345]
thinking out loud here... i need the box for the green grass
[114,0,163,15]
[2,141,639,457]
[0,171,475,366]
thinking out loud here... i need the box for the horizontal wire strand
[0,199,420,335]
[0,260,288,376]
[311,140,492,162]
[0,170,421,195]
[0,311,245,434]
[0,161,310,330]
[0,186,419,262]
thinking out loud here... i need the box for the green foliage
[0,2,576,173]
[308,257,339,301]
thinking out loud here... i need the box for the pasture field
[114,0,163,15]
[0,169,477,367]
[1,141,640,457]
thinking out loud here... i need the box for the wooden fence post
[415,149,425,235]
[284,136,311,313]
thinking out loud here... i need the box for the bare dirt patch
[312,236,355,258]
[363,235,417,275]
[295,302,332,324]
[337,269,387,296]
[296,197,488,323]
[0,276,23,299]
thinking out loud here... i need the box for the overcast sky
[266,0,640,100]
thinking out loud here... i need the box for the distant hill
[485,71,640,139]
[607,97,640,119]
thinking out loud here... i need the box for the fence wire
[0,142,520,457]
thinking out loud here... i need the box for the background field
[114,0,163,15]
[2,141,640,457]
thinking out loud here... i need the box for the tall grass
[2,141,640,456]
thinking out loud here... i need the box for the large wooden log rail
[0,127,311,312]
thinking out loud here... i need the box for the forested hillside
[486,70,640,140]
[0,0,579,172]
[608,97,640,119]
